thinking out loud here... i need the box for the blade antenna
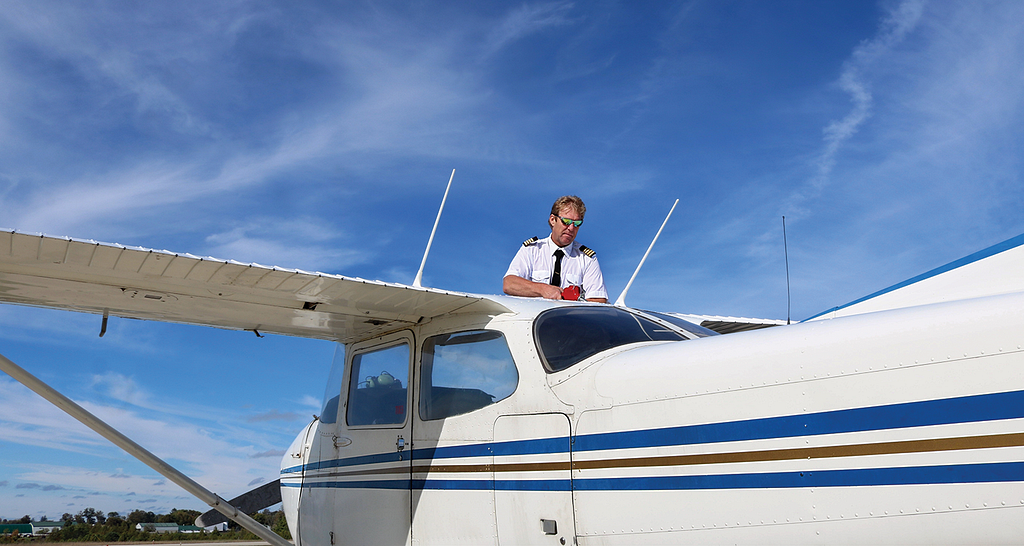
[783,216,791,324]
[0,351,292,546]
[614,198,679,307]
[413,168,455,288]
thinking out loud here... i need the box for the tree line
[1,508,290,543]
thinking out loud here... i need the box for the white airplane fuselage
[281,292,1024,545]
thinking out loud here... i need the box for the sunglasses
[556,216,583,227]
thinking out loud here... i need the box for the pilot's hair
[550,195,586,218]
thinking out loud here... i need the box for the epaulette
[523,236,539,247]
[579,245,596,257]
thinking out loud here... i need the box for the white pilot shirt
[504,236,608,300]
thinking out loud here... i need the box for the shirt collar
[546,236,578,257]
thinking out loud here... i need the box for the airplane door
[288,418,320,545]
[296,420,338,546]
[334,332,414,545]
[295,344,346,546]
[494,413,574,546]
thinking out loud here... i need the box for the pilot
[503,195,608,302]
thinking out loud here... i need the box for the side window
[347,343,410,426]
[420,330,519,421]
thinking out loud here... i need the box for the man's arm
[503,275,564,300]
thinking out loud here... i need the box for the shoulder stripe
[523,236,539,247]
[579,245,595,257]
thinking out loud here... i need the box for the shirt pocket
[531,269,551,283]
[565,272,583,287]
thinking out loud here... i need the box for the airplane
[1,209,1023,544]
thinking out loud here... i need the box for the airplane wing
[0,230,510,343]
[805,232,1024,321]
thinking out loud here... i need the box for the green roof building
[0,524,33,536]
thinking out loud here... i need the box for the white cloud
[90,372,150,407]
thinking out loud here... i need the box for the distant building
[136,523,180,533]
[135,522,205,534]
[32,521,64,534]
[0,524,33,536]
[204,522,229,532]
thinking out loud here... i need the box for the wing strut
[0,351,292,546]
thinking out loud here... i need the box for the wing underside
[0,230,509,343]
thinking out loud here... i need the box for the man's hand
[503,275,563,300]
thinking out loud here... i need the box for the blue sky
[1,0,1023,519]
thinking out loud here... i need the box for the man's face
[549,206,582,247]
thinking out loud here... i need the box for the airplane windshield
[319,343,346,424]
[534,307,686,372]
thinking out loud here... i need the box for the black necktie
[550,249,564,286]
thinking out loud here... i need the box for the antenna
[614,199,679,307]
[783,215,791,325]
[412,169,455,288]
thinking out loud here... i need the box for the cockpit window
[534,306,686,373]
[420,330,518,420]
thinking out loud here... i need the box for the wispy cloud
[91,372,150,407]
[482,1,575,57]
[787,0,925,216]
[250,450,285,460]
[0,373,294,510]
[202,218,369,273]
[0,3,246,137]
[0,1,555,259]
[246,410,302,423]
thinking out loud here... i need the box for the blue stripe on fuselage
[574,461,1024,490]
[572,389,1024,452]
[283,463,1024,491]
[284,390,1024,476]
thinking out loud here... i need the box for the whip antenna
[413,169,455,288]
[614,199,679,307]
[783,215,791,324]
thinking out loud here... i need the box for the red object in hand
[561,285,581,301]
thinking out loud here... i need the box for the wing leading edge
[0,230,510,343]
